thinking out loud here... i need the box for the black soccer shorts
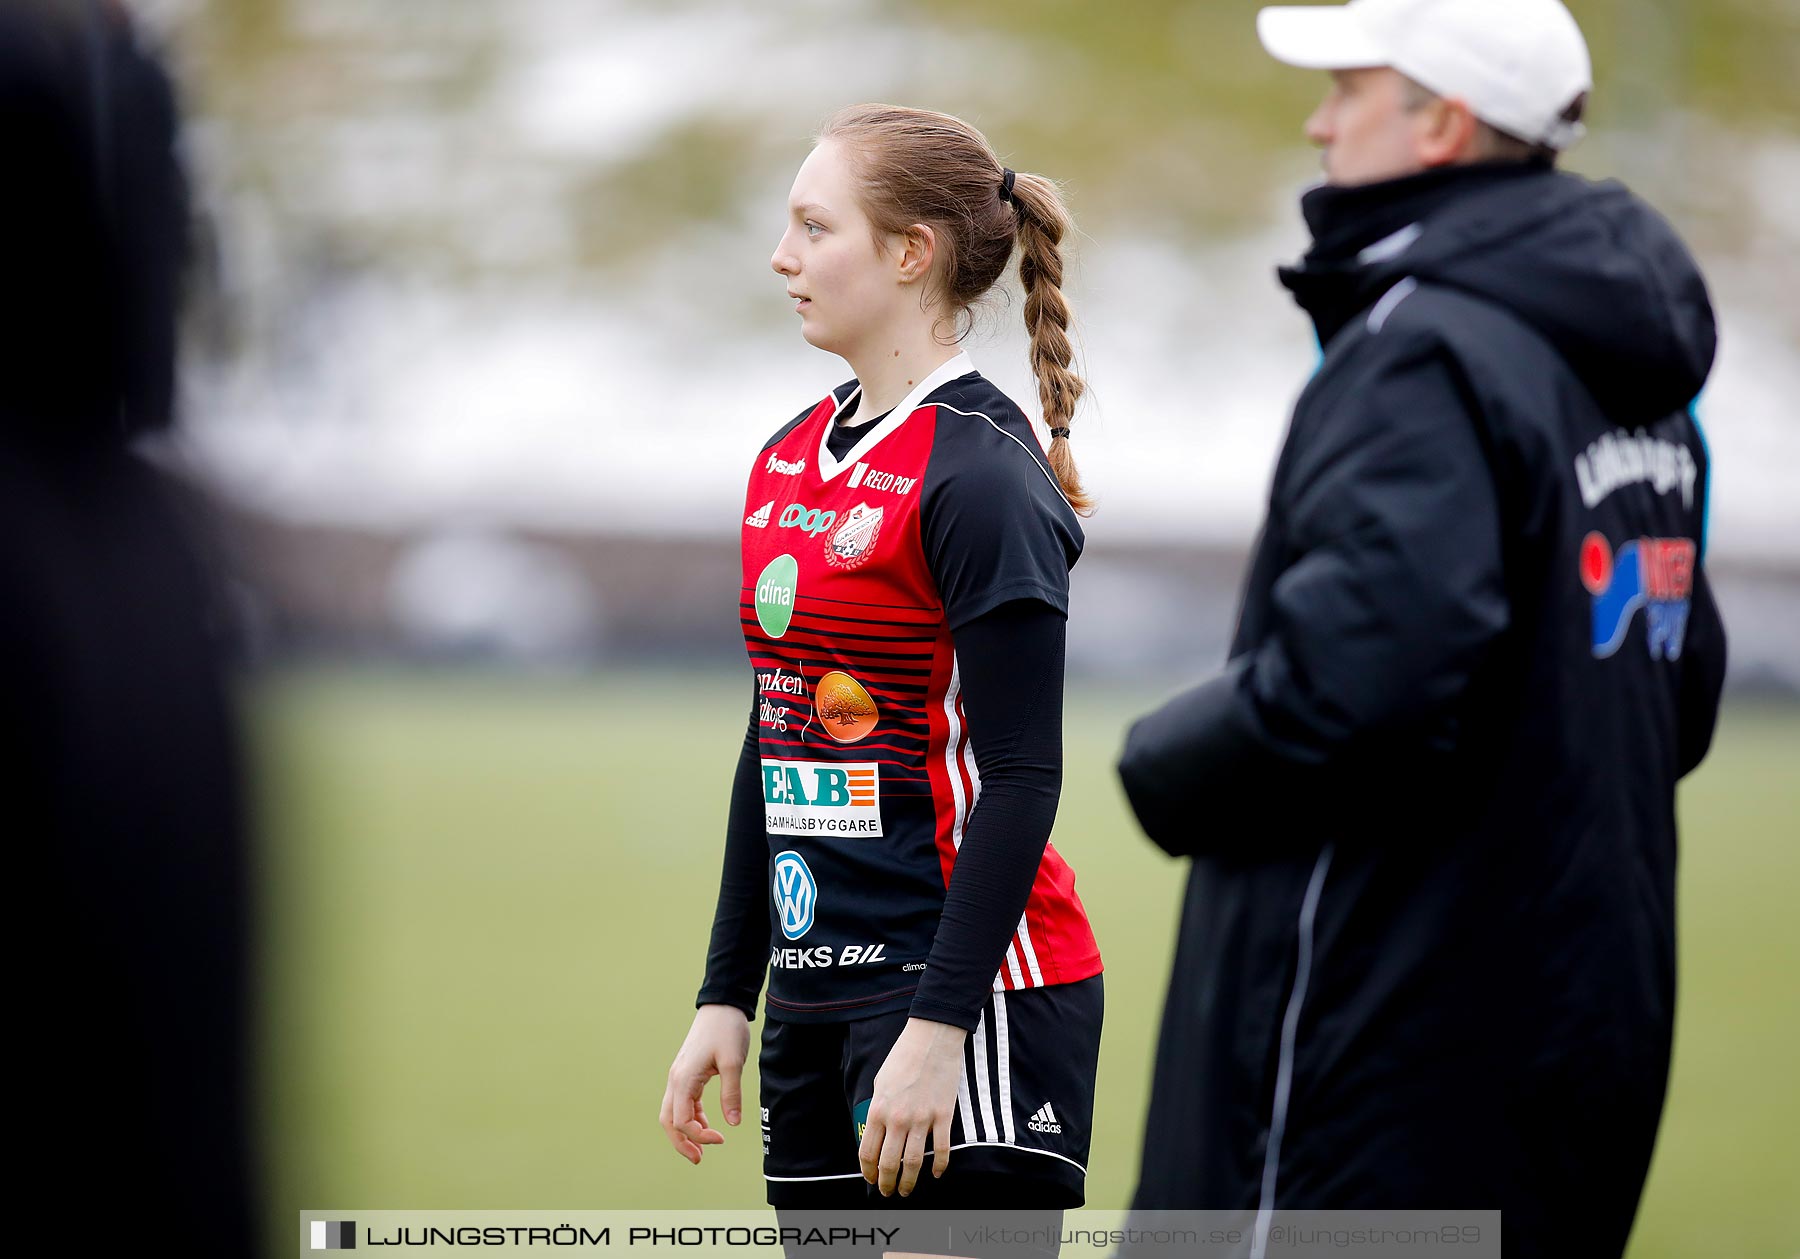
[758,973,1103,1209]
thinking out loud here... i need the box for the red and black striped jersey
[741,352,1103,1022]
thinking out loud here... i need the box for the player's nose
[771,236,798,277]
[1304,97,1333,147]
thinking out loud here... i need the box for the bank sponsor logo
[845,462,917,496]
[755,554,799,638]
[1575,427,1697,510]
[1582,531,1695,660]
[824,502,883,570]
[1027,1102,1063,1135]
[758,664,809,735]
[769,942,889,970]
[772,850,817,940]
[815,670,879,743]
[745,500,773,529]
[762,758,882,836]
[766,452,806,476]
[777,503,837,536]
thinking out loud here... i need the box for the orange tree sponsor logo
[816,671,879,743]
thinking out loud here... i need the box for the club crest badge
[824,502,883,570]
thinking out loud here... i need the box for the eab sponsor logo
[755,554,798,638]
[762,758,882,836]
[767,452,806,476]
[773,850,817,940]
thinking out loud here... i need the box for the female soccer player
[659,104,1104,1222]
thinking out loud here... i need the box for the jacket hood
[1282,165,1717,420]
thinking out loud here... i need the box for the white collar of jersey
[815,350,975,483]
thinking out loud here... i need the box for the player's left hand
[860,1017,967,1197]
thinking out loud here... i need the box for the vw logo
[772,850,817,940]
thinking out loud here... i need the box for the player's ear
[895,223,936,285]
[1417,95,1479,166]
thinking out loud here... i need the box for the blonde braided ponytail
[1006,172,1091,515]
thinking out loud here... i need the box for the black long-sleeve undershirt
[696,598,1067,1031]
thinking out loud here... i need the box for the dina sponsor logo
[1582,531,1695,660]
[755,554,799,638]
[824,502,883,570]
[762,758,882,836]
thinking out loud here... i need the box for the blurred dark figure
[1,1,256,1249]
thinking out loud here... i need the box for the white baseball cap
[1257,0,1592,151]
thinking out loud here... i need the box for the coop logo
[767,453,806,476]
[824,502,884,571]
[310,1221,356,1250]
[846,461,917,496]
[779,503,837,536]
[773,851,817,940]
[1582,531,1695,660]
[762,758,882,836]
[755,554,799,638]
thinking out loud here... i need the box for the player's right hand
[659,1004,751,1165]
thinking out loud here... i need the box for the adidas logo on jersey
[746,501,773,528]
[1027,1103,1062,1134]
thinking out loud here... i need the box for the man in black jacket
[1117,1,1726,1255]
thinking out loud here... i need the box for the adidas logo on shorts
[746,501,773,528]
[1027,1102,1062,1135]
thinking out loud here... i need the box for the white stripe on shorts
[993,991,1016,1145]
[970,1008,998,1144]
